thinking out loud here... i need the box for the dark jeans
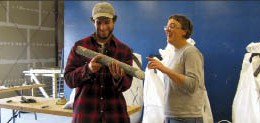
[165,117,203,123]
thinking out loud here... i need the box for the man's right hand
[88,54,102,73]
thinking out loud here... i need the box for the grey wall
[0,1,64,97]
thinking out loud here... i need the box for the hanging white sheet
[142,67,165,123]
[232,53,260,123]
[123,53,144,123]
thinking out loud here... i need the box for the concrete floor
[0,108,71,123]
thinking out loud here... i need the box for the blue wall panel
[64,1,260,122]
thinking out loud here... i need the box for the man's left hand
[108,61,125,80]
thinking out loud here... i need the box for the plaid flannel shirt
[64,34,133,123]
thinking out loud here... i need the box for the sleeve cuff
[81,63,93,81]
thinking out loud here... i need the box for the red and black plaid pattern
[64,33,133,123]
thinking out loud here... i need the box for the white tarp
[232,52,260,123]
[142,43,172,123]
[123,53,143,123]
[142,67,165,123]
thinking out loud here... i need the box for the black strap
[249,53,260,62]
[132,54,142,70]
[249,53,260,77]
[149,54,162,61]
[254,65,260,77]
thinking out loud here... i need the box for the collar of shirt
[91,33,117,49]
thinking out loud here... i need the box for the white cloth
[62,87,75,109]
[142,67,165,123]
[246,42,260,53]
[232,53,260,123]
[142,43,171,123]
[203,91,214,123]
[123,53,143,123]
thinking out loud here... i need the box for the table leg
[12,110,15,123]
[7,110,18,123]
[0,108,1,123]
[31,88,34,96]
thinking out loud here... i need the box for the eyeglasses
[164,25,181,30]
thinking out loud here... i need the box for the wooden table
[0,96,141,123]
[0,84,45,95]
